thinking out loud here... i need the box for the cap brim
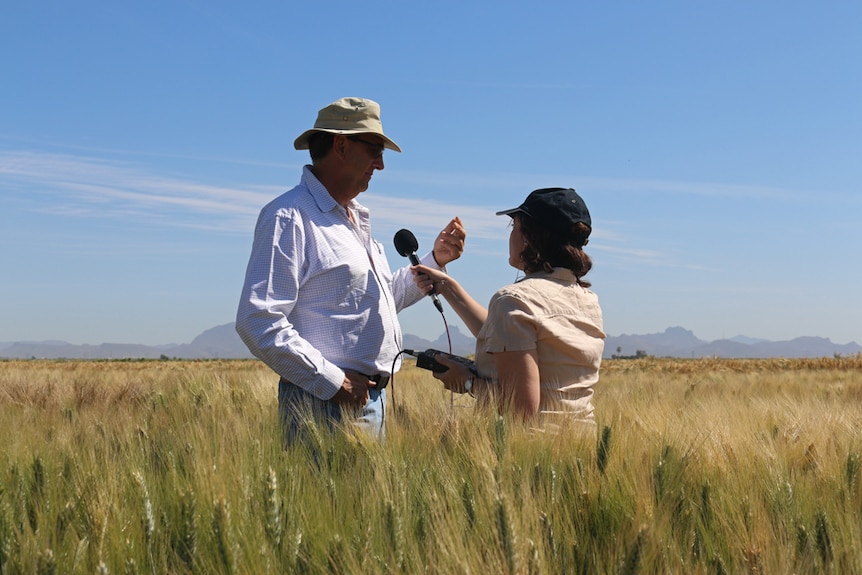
[293,129,402,152]
[495,207,523,217]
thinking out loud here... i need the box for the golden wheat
[1,357,862,573]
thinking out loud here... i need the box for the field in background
[2,356,862,573]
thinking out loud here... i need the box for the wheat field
[1,356,862,574]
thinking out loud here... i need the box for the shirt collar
[301,165,370,216]
[301,165,338,214]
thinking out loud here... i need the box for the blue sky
[2,2,860,346]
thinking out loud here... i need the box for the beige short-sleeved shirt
[475,268,605,424]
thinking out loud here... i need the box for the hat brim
[293,128,402,152]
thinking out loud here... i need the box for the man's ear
[332,134,348,159]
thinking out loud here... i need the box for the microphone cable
[391,306,459,418]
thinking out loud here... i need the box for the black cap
[496,188,591,235]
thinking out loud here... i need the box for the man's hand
[432,217,466,266]
[330,371,374,407]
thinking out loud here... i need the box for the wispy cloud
[1,150,274,232]
[0,150,513,237]
[1,148,813,249]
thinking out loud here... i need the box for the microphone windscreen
[394,228,419,257]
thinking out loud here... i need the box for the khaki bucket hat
[293,97,402,152]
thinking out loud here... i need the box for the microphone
[394,228,444,313]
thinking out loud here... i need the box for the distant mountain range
[1,324,859,360]
[606,326,862,359]
[0,323,254,360]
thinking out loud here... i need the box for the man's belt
[280,373,390,392]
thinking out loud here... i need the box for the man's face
[344,134,386,194]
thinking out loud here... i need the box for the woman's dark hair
[307,132,335,161]
[516,213,593,287]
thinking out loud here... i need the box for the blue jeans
[278,379,385,446]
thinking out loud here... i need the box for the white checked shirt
[236,166,438,399]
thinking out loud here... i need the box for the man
[236,97,465,442]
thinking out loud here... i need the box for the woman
[412,188,605,431]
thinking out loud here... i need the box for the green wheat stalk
[178,490,197,571]
[212,496,236,574]
[30,456,47,532]
[132,472,155,543]
[540,511,557,563]
[264,466,282,549]
[620,525,646,575]
[493,415,508,462]
[36,548,56,575]
[526,538,540,575]
[496,494,517,574]
[814,510,833,565]
[384,500,405,570]
[132,471,156,575]
[0,502,11,569]
[846,451,860,492]
[461,480,477,530]
[290,530,305,572]
[596,425,612,474]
